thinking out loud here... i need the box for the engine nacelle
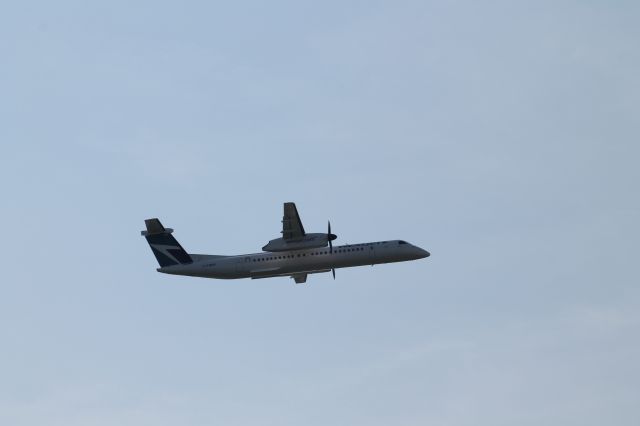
[263,233,336,252]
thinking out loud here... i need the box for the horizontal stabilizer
[141,218,174,236]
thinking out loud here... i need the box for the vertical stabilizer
[141,218,193,267]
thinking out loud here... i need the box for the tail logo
[150,244,183,265]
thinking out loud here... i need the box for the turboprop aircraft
[142,202,430,284]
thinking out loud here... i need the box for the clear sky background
[1,1,638,425]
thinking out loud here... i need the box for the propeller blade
[328,220,333,253]
[332,268,336,279]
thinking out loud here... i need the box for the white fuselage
[158,240,429,280]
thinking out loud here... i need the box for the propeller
[328,221,337,279]
[328,221,333,253]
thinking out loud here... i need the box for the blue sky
[1,1,639,425]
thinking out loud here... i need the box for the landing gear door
[235,257,250,273]
[369,244,377,264]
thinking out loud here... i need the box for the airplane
[141,202,430,284]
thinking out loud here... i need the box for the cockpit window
[398,240,407,245]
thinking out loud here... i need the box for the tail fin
[141,218,193,267]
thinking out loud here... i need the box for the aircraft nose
[416,247,430,259]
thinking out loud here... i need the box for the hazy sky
[1,1,639,425]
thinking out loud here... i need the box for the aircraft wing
[281,202,306,240]
[251,269,332,284]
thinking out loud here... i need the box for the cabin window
[399,241,407,245]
